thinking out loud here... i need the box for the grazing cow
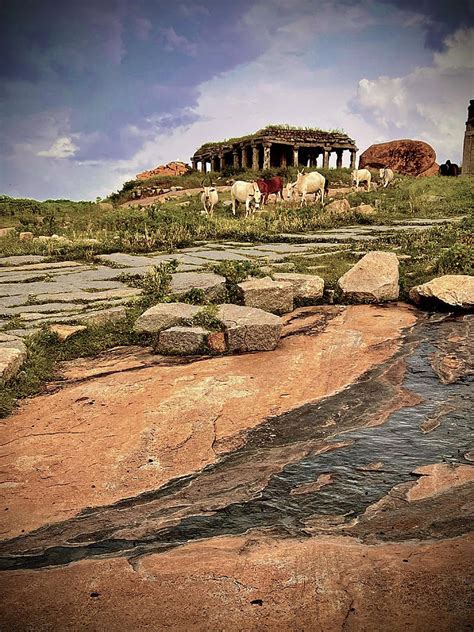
[256,176,284,205]
[379,168,394,188]
[351,168,372,191]
[439,160,460,176]
[200,184,218,215]
[231,180,262,216]
[288,170,327,206]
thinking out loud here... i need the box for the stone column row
[193,146,358,172]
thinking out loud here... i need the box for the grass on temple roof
[199,124,349,150]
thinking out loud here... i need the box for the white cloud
[37,136,79,158]
[353,27,474,162]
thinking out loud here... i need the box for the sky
[1,0,473,200]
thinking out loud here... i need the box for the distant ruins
[462,100,474,176]
[191,126,358,173]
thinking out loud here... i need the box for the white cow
[200,185,218,215]
[379,168,394,188]
[351,168,372,191]
[289,170,327,207]
[230,181,262,217]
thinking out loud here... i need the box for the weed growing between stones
[192,305,224,332]
[121,261,178,311]
[210,260,267,303]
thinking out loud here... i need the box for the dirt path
[120,185,352,208]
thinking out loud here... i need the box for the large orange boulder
[136,161,190,180]
[359,140,436,176]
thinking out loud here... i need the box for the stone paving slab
[97,252,205,268]
[0,255,47,266]
[0,303,87,316]
[254,243,312,253]
[0,261,83,272]
[187,250,250,262]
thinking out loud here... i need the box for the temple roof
[193,125,356,157]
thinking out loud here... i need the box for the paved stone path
[0,219,461,335]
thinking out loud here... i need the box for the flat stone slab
[254,244,311,253]
[237,276,294,314]
[188,250,250,262]
[0,255,47,266]
[216,304,282,352]
[34,288,141,303]
[135,303,200,334]
[170,272,226,300]
[98,253,205,268]
[78,306,128,326]
[0,303,86,316]
[157,326,209,355]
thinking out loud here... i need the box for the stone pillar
[252,144,259,170]
[219,153,225,172]
[336,149,343,169]
[192,159,198,171]
[241,145,248,169]
[323,148,330,169]
[309,151,317,167]
[201,160,207,174]
[280,148,287,168]
[350,149,357,170]
[462,99,474,176]
[293,145,299,167]
[233,149,240,169]
[263,143,271,170]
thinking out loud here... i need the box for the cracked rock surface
[0,304,472,631]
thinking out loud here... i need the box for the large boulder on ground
[418,163,440,177]
[409,275,474,310]
[359,140,436,176]
[135,302,200,333]
[273,273,324,304]
[170,272,226,301]
[338,251,399,302]
[237,277,293,314]
[216,304,282,352]
[325,198,350,214]
[157,326,209,355]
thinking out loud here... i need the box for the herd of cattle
[201,167,394,216]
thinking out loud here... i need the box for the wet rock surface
[0,303,472,629]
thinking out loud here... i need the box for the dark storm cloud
[382,0,474,48]
[0,0,259,160]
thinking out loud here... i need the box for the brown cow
[256,176,284,205]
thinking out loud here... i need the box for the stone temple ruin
[191,126,358,173]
